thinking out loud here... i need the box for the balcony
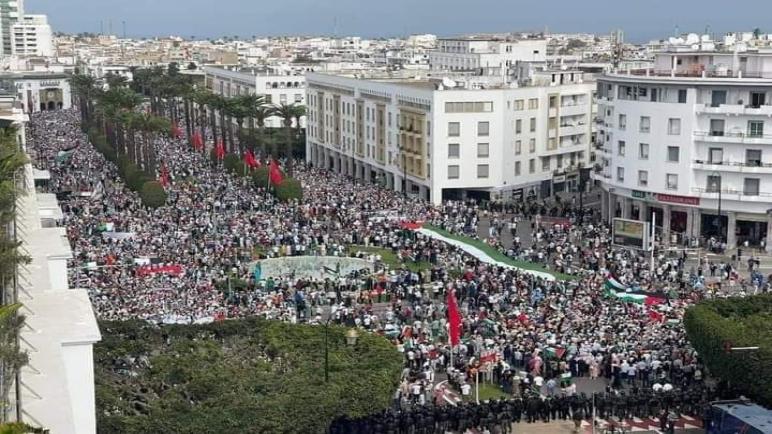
[559,103,586,116]
[694,131,772,145]
[695,103,772,116]
[691,159,772,174]
[691,187,772,201]
[559,123,587,137]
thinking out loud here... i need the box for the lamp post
[324,321,359,382]
[711,172,723,242]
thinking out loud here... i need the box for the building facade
[429,37,547,75]
[594,48,772,250]
[306,70,594,204]
[11,13,52,57]
[204,65,307,128]
[2,72,72,113]
[0,0,23,56]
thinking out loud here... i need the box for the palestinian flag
[605,288,666,306]
[604,275,626,292]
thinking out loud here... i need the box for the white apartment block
[0,0,23,56]
[204,66,307,128]
[594,45,772,250]
[11,13,52,57]
[306,70,594,205]
[429,37,547,76]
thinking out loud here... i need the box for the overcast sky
[26,0,766,43]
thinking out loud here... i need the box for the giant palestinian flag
[604,276,666,305]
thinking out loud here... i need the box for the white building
[2,71,71,113]
[11,13,52,57]
[204,65,307,128]
[429,37,547,76]
[0,0,23,56]
[306,69,595,204]
[594,44,772,250]
[0,89,101,434]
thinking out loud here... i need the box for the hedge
[252,167,270,188]
[274,177,303,201]
[95,318,402,434]
[223,154,241,173]
[684,294,772,407]
[138,181,167,208]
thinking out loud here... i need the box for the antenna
[100,20,103,35]
[675,25,680,37]
[108,19,112,35]
[122,21,126,38]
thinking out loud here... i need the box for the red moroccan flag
[269,159,283,185]
[215,140,225,160]
[159,163,170,187]
[446,289,462,347]
[171,122,182,139]
[244,150,258,169]
[192,131,204,150]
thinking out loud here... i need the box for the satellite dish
[441,77,456,88]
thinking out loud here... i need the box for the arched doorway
[47,101,55,110]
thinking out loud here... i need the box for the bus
[706,400,772,434]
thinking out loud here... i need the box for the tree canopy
[95,319,402,433]
[684,294,772,407]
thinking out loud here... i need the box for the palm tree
[273,103,305,174]
[238,94,266,151]
[69,74,99,127]
[252,104,275,157]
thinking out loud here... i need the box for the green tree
[272,103,306,175]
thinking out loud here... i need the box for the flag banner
[215,140,225,160]
[604,288,667,306]
[400,220,424,230]
[171,122,182,139]
[269,159,284,185]
[159,164,170,188]
[136,264,184,277]
[97,222,115,232]
[101,231,135,241]
[604,275,626,292]
[192,131,204,150]
[446,289,462,347]
[55,149,75,164]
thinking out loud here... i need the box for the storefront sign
[553,175,566,183]
[655,193,700,206]
[40,81,61,87]
[512,188,523,201]
[632,190,647,199]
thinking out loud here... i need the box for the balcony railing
[694,131,772,141]
[692,187,772,197]
[692,159,772,168]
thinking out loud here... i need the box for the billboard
[612,218,650,250]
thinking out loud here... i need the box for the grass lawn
[463,383,510,402]
[346,245,432,273]
[423,224,576,281]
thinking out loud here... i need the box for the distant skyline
[26,0,767,43]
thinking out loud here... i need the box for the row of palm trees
[70,73,171,175]
[130,65,306,166]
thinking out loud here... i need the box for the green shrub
[139,181,167,208]
[684,294,772,407]
[252,167,270,188]
[223,154,241,173]
[274,177,302,202]
[95,318,402,434]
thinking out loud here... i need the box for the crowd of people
[30,108,743,431]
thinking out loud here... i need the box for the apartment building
[0,0,23,56]
[429,36,547,75]
[204,65,307,128]
[11,13,52,57]
[594,44,772,250]
[306,69,594,204]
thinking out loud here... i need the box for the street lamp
[710,172,723,242]
[345,328,360,346]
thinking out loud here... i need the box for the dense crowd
[31,109,737,431]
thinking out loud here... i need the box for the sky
[25,0,767,43]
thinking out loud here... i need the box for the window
[477,121,489,136]
[639,143,649,160]
[617,167,624,182]
[448,165,459,179]
[618,114,626,130]
[711,90,726,107]
[477,164,489,178]
[477,143,489,158]
[750,91,766,108]
[556,154,563,169]
[748,120,764,138]
[668,118,681,135]
[639,116,650,133]
[528,98,538,109]
[294,93,303,103]
[709,147,723,164]
[667,146,680,162]
[707,175,722,192]
[515,119,522,134]
[541,156,550,172]
[515,140,521,155]
[445,101,494,113]
[529,118,536,133]
[666,174,678,190]
[515,99,524,111]
[678,89,688,103]
[746,149,762,166]
[448,143,460,158]
[618,140,626,156]
[529,159,535,173]
[515,161,521,176]
[529,138,536,153]
[638,170,648,187]
[549,96,557,109]
[448,122,460,136]
[710,119,725,136]
[744,178,760,196]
